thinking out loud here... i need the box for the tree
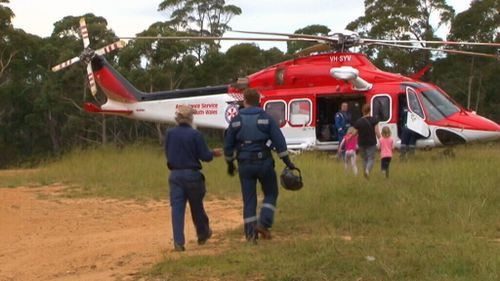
[347,0,454,75]
[158,0,242,62]
[432,0,500,121]
[46,14,122,148]
[0,0,15,87]
[0,0,13,30]
[286,25,330,55]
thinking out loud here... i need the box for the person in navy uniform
[224,88,297,242]
[164,105,222,251]
[399,104,418,160]
[334,102,352,144]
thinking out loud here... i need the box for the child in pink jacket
[379,126,394,178]
[339,127,358,175]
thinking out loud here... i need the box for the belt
[237,150,271,161]
[170,168,200,171]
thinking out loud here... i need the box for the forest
[0,0,498,167]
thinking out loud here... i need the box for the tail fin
[411,64,432,81]
[91,56,141,103]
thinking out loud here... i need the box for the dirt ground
[0,185,242,281]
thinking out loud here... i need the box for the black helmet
[280,167,303,191]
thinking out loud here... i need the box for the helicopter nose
[460,113,500,142]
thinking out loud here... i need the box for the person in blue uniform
[224,88,297,242]
[164,105,222,251]
[335,102,352,144]
[399,103,418,161]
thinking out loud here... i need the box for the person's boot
[174,243,185,252]
[408,146,416,158]
[197,228,212,245]
[400,145,408,161]
[255,223,272,240]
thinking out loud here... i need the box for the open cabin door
[406,87,431,138]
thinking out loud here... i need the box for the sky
[7,0,472,51]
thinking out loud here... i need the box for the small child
[339,127,358,175]
[379,126,394,178]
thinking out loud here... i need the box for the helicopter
[51,18,500,150]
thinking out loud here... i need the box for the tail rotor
[51,17,127,96]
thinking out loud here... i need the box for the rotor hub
[79,48,96,65]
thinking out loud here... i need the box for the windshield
[419,88,460,121]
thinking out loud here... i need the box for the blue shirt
[335,110,352,133]
[224,107,288,160]
[164,124,214,170]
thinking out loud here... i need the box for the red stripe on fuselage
[428,111,500,132]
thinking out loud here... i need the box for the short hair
[362,104,371,115]
[381,126,391,137]
[244,88,261,106]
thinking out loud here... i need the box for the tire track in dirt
[0,186,242,281]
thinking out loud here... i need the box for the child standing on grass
[379,126,394,178]
[339,127,358,175]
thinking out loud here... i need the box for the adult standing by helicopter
[400,103,418,160]
[354,104,381,179]
[334,102,352,158]
[224,88,297,242]
[335,102,352,143]
[164,105,223,251]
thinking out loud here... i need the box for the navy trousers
[401,127,417,146]
[169,169,210,246]
[238,158,278,240]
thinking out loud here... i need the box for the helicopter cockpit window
[407,89,425,119]
[419,88,460,121]
[289,100,311,126]
[264,101,286,127]
[372,95,391,123]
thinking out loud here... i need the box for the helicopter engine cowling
[330,66,372,91]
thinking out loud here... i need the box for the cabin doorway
[316,95,364,142]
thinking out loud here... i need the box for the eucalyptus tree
[432,0,500,120]
[286,25,331,55]
[0,0,15,87]
[158,0,242,62]
[347,0,454,75]
[46,14,121,147]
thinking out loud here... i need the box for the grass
[0,144,240,200]
[145,143,500,281]
[1,142,499,280]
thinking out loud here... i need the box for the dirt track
[0,186,242,281]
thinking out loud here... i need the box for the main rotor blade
[51,56,80,72]
[95,40,127,55]
[373,42,499,59]
[363,38,500,47]
[80,18,90,48]
[231,30,333,42]
[295,43,331,57]
[119,36,317,42]
[87,64,97,96]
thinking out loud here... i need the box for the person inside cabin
[334,102,352,157]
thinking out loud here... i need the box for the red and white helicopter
[52,18,500,150]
